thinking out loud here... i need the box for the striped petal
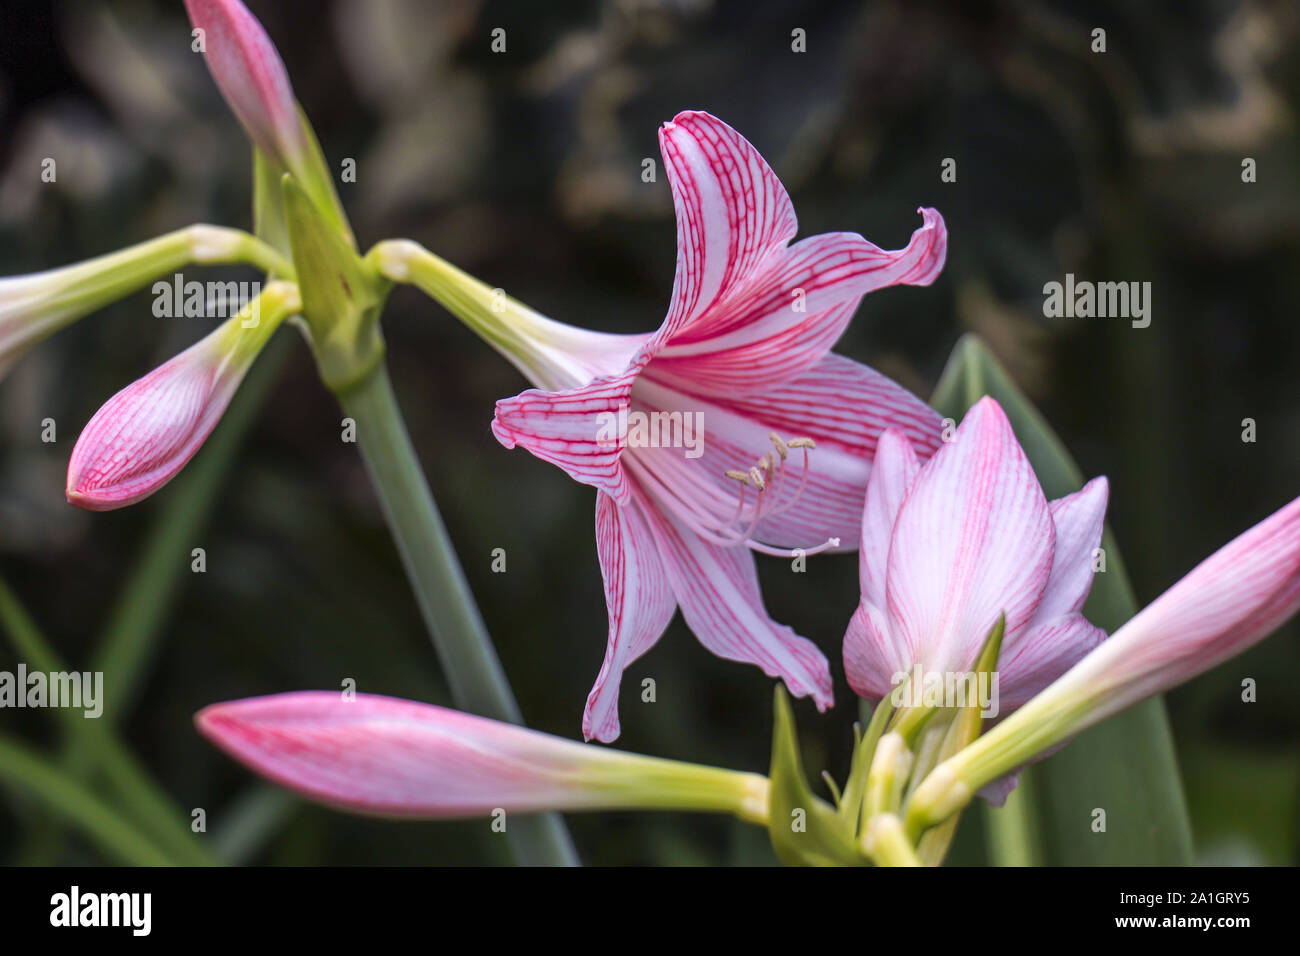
[843,599,900,701]
[685,353,943,551]
[1035,476,1109,623]
[997,612,1108,711]
[583,493,678,743]
[652,210,947,394]
[491,368,641,504]
[647,504,834,710]
[922,493,1300,803]
[884,397,1055,679]
[858,428,922,608]
[654,111,798,345]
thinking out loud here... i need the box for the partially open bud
[0,225,284,382]
[907,492,1300,835]
[65,281,300,510]
[196,691,770,821]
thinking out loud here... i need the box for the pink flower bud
[197,692,769,820]
[66,283,297,510]
[184,0,306,167]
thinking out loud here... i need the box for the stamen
[708,433,837,559]
[748,536,841,558]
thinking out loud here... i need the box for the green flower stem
[2,225,292,359]
[575,757,770,823]
[212,785,298,865]
[367,239,637,392]
[335,362,579,866]
[906,691,1098,838]
[0,732,177,866]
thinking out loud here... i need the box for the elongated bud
[66,281,300,510]
[196,691,770,821]
[0,225,286,382]
[184,0,305,168]
[908,493,1300,834]
[185,0,353,244]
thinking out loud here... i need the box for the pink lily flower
[843,397,1110,712]
[66,282,300,510]
[183,0,307,170]
[908,487,1300,827]
[196,692,770,821]
[489,111,948,742]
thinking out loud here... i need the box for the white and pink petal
[884,397,1055,679]
[491,371,640,504]
[656,209,947,379]
[654,111,799,346]
[583,493,678,743]
[858,428,921,608]
[1034,476,1109,623]
[647,503,834,710]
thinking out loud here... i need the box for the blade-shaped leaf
[930,333,1194,865]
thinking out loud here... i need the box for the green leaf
[767,687,865,866]
[930,333,1194,865]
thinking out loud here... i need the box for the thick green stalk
[335,363,579,866]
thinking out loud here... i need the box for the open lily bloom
[482,111,948,741]
[844,397,1110,713]
[197,692,769,823]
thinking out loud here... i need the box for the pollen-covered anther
[701,432,836,559]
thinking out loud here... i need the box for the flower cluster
[6,0,1297,867]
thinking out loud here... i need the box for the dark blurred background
[0,0,1297,865]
